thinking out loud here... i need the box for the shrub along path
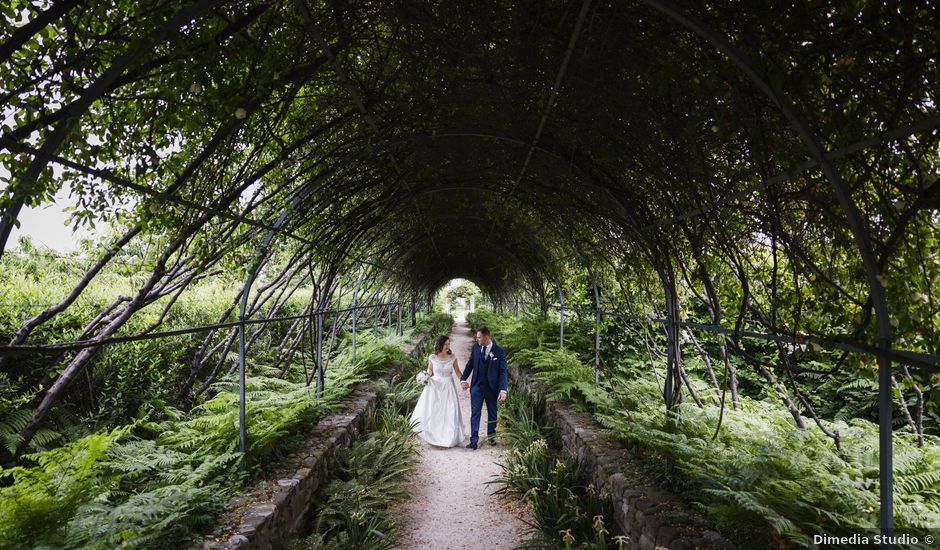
[391,315,527,549]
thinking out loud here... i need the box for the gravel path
[390,314,527,549]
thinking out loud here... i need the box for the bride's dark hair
[434,335,451,355]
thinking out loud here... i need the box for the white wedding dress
[410,354,465,447]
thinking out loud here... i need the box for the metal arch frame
[372,288,382,336]
[557,279,566,349]
[280,175,582,300]
[27,110,918,295]
[485,0,594,244]
[575,246,602,387]
[314,305,324,397]
[543,262,567,349]
[300,120,937,306]
[262,125,643,243]
[423,273,495,306]
[293,122,937,261]
[4,4,928,526]
[234,164,403,462]
[402,131,640,226]
[417,209,587,275]
[640,0,898,531]
[536,252,567,349]
[397,301,403,336]
[294,0,445,264]
[312,278,344,398]
[349,265,370,362]
[359,176,621,259]
[407,182,636,251]
[394,232,550,292]
[413,224,586,317]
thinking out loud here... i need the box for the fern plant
[291,402,417,550]
[0,333,411,549]
[481,310,940,548]
[553,358,940,547]
[0,426,129,550]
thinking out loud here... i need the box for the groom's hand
[498,390,507,402]
[461,380,469,391]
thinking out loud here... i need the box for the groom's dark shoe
[466,441,478,450]
[488,438,497,446]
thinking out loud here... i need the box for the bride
[410,335,466,447]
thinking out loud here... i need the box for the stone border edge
[509,364,736,550]
[204,333,430,550]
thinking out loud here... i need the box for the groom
[460,326,508,449]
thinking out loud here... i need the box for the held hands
[457,379,504,399]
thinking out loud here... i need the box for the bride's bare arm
[427,358,433,375]
[452,358,462,378]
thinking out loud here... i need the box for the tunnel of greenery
[0,0,938,548]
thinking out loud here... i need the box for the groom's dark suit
[460,341,508,445]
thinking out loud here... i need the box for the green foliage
[467,308,592,363]
[0,335,408,549]
[809,369,881,422]
[414,312,455,340]
[496,382,553,451]
[291,402,416,550]
[2,2,937,547]
[373,374,422,417]
[493,440,617,550]
[0,426,129,550]
[0,243,310,434]
[0,409,31,455]
[66,447,241,549]
[466,307,541,354]
[441,280,482,310]
[489,309,940,548]
[490,382,620,549]
[515,348,614,413]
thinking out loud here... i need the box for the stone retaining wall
[509,364,736,550]
[203,334,429,550]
